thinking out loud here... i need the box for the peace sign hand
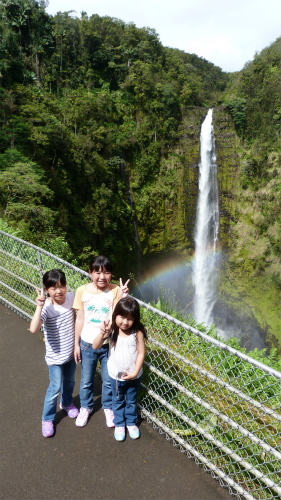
[120,278,130,297]
[100,319,111,339]
[35,288,45,308]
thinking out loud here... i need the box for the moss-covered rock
[133,103,281,354]
[213,106,241,248]
[134,106,207,256]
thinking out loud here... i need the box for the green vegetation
[223,39,281,287]
[150,295,281,372]
[140,307,281,500]
[0,0,226,272]
[0,1,280,352]
[220,38,281,351]
[1,227,280,499]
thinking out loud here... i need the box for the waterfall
[192,108,220,326]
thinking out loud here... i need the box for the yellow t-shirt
[73,283,121,344]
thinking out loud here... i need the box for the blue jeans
[79,340,112,410]
[42,358,76,421]
[110,376,141,427]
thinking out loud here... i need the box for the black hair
[110,297,147,347]
[42,269,66,290]
[89,255,113,273]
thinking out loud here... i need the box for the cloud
[46,0,281,72]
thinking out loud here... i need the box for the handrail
[0,229,280,500]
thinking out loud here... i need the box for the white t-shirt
[41,292,75,366]
[107,332,142,380]
[73,283,121,344]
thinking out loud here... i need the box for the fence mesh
[1,230,280,500]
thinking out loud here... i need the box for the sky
[45,0,281,73]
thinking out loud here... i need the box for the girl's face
[116,313,134,333]
[46,281,67,305]
[90,266,111,291]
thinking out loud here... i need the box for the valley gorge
[0,3,280,356]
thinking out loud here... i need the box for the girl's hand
[120,278,130,297]
[35,288,45,308]
[93,320,110,349]
[74,344,81,364]
[100,319,110,339]
[121,370,136,381]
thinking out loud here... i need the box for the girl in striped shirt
[30,269,78,438]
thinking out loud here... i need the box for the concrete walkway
[1,303,233,500]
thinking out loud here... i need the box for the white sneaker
[75,407,93,427]
[127,425,140,439]
[114,426,125,441]
[104,408,115,428]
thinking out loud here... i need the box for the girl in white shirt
[93,297,147,441]
[73,256,129,428]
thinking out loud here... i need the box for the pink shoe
[42,420,54,438]
[104,408,115,428]
[59,402,79,419]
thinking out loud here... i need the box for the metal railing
[0,229,280,500]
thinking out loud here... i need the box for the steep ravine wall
[134,107,204,258]
[213,106,240,248]
[213,108,281,353]
[133,106,281,353]
[135,106,240,258]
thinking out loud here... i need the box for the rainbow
[132,250,222,318]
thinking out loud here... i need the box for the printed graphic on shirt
[88,305,110,323]
[73,284,121,343]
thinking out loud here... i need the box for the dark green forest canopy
[0,0,280,282]
[0,0,227,269]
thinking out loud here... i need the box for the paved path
[1,303,233,500]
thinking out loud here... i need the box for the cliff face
[135,105,241,256]
[213,106,240,249]
[133,105,281,353]
[134,107,206,257]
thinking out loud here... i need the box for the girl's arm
[122,330,146,380]
[92,320,110,350]
[29,288,45,334]
[74,309,84,363]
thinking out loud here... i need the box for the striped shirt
[41,292,75,366]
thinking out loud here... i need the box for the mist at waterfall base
[132,255,267,352]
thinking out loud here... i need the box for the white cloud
[45,0,281,72]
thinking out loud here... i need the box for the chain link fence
[1,229,280,500]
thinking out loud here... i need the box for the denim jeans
[79,340,112,410]
[110,376,141,427]
[42,358,76,421]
